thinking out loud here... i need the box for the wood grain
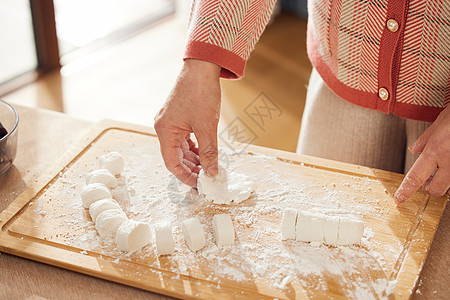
[0,118,447,299]
[0,107,172,300]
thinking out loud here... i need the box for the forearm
[182,59,221,79]
[185,0,277,79]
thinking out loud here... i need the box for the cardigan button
[379,88,389,100]
[387,19,399,32]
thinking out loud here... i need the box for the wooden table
[0,106,448,299]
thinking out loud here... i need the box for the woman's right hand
[154,59,222,187]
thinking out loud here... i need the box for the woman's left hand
[395,106,450,204]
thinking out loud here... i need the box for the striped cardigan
[184,0,450,122]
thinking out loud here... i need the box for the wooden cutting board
[0,120,447,299]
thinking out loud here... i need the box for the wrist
[183,59,221,77]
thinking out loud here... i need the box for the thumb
[195,128,219,176]
[409,126,433,154]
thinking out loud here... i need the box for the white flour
[25,131,399,299]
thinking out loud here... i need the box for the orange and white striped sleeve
[184,0,277,79]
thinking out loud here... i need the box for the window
[54,0,174,62]
[0,0,174,94]
[0,0,37,85]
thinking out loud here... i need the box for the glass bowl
[0,99,19,175]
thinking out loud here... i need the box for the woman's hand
[395,106,450,203]
[154,59,221,187]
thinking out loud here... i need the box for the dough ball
[86,169,117,188]
[182,217,206,252]
[81,183,112,208]
[99,152,124,176]
[337,217,364,245]
[115,219,152,253]
[197,166,253,205]
[212,214,235,247]
[295,211,324,242]
[95,209,128,240]
[323,215,340,245]
[89,198,122,223]
[281,208,297,240]
[154,224,175,256]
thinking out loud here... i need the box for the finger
[422,174,434,192]
[178,169,198,188]
[409,125,434,154]
[186,137,200,155]
[161,146,197,186]
[171,159,199,187]
[195,128,219,177]
[183,158,201,173]
[158,136,183,175]
[157,129,197,187]
[181,139,200,165]
[394,154,437,204]
[425,168,450,197]
[163,152,198,187]
[191,163,202,174]
[185,149,200,165]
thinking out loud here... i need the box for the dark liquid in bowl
[0,122,7,139]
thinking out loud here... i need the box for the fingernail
[394,190,404,204]
[394,199,404,205]
[394,191,406,204]
[408,141,421,154]
[206,164,218,177]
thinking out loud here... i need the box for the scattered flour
[25,133,397,299]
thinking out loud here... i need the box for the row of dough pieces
[81,152,237,254]
[281,208,364,245]
[81,152,152,253]
[199,167,364,246]
[85,153,362,252]
[83,181,235,254]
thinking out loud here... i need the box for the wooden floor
[3,12,311,152]
[220,12,311,152]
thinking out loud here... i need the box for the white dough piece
[228,173,254,204]
[86,169,117,188]
[154,224,175,255]
[323,215,340,245]
[197,166,253,205]
[337,217,364,245]
[197,167,229,204]
[212,214,235,247]
[81,183,112,208]
[95,209,128,240]
[290,210,364,245]
[99,152,124,176]
[89,198,122,223]
[296,211,324,242]
[182,217,206,252]
[281,208,298,240]
[115,219,152,253]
